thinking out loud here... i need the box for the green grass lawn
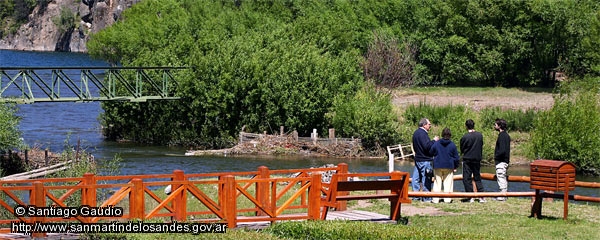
[84,197,599,240]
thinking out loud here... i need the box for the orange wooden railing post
[31,181,46,238]
[129,178,145,220]
[336,163,348,211]
[82,173,97,207]
[256,166,270,216]
[308,173,322,220]
[222,175,237,228]
[172,170,186,221]
[82,173,96,223]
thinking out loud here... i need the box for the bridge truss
[0,67,187,103]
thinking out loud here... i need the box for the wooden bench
[321,171,411,221]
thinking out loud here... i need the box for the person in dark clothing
[430,128,459,203]
[411,118,439,202]
[494,118,511,201]
[459,119,486,203]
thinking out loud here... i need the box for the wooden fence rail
[408,173,600,198]
[0,163,356,237]
[2,162,598,238]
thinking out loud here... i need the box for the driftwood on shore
[1,160,73,180]
[186,130,363,157]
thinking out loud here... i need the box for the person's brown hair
[442,127,452,139]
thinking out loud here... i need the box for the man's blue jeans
[412,161,433,201]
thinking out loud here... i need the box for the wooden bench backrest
[321,171,411,220]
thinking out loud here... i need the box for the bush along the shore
[327,83,402,155]
[531,78,600,175]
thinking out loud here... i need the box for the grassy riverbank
[86,197,599,240]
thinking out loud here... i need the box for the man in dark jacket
[494,118,511,201]
[460,119,486,203]
[411,118,438,202]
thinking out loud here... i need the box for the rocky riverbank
[0,0,139,52]
[186,132,364,158]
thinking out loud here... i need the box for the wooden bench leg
[321,206,329,220]
[390,198,401,221]
[321,205,336,220]
[530,189,543,219]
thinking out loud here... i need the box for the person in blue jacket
[411,118,439,202]
[430,127,459,203]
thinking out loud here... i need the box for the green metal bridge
[0,67,187,103]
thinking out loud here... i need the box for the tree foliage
[362,30,417,89]
[0,103,24,151]
[86,0,600,152]
[90,0,365,148]
[0,0,37,37]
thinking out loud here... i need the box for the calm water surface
[1,50,598,198]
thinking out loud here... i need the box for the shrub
[327,84,401,153]
[480,107,538,132]
[530,78,600,175]
[403,102,473,144]
[0,103,24,151]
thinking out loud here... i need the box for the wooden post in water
[388,153,394,173]
[292,130,298,142]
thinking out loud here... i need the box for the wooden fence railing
[409,173,600,200]
[0,163,354,237]
[3,161,598,237]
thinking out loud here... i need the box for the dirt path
[354,200,457,216]
[391,90,554,111]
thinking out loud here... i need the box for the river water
[0,49,598,198]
